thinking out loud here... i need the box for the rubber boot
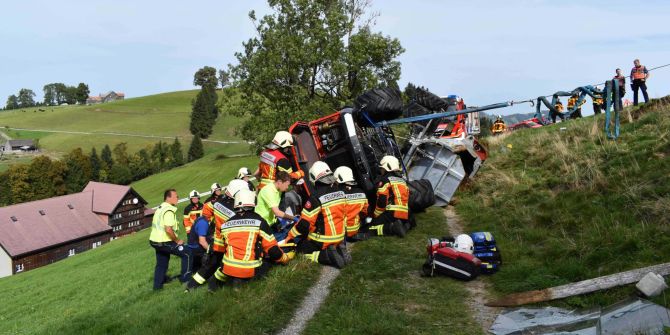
[336,244,352,265]
[319,245,345,269]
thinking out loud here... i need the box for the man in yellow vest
[149,189,192,290]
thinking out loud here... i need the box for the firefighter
[550,98,565,123]
[630,59,650,106]
[255,171,295,240]
[208,189,292,290]
[182,190,203,234]
[184,179,248,291]
[201,182,223,223]
[334,166,367,241]
[237,167,256,191]
[255,131,305,190]
[149,189,191,290]
[368,156,410,238]
[567,94,585,119]
[490,115,506,135]
[593,96,604,115]
[284,161,349,269]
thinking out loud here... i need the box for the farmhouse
[2,139,36,152]
[0,182,153,278]
[86,91,125,104]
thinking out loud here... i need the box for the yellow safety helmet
[379,155,401,172]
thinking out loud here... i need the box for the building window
[128,209,141,216]
[15,264,24,273]
[92,241,101,249]
[68,249,76,257]
[112,213,122,220]
[113,225,123,232]
[127,220,141,228]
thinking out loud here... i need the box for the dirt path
[444,206,500,333]
[0,129,11,141]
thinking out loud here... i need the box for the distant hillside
[459,97,670,308]
[0,90,247,154]
[481,111,536,124]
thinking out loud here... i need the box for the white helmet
[189,190,200,198]
[225,179,248,198]
[272,131,294,148]
[237,167,252,179]
[334,166,355,185]
[379,155,401,172]
[211,182,222,193]
[234,189,256,209]
[309,161,332,183]
[454,234,474,254]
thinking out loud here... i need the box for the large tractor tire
[354,87,403,124]
[415,88,448,111]
[408,179,436,212]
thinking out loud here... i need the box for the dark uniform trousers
[149,241,192,290]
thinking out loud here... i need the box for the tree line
[4,83,90,110]
[0,138,185,206]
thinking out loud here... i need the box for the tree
[75,83,90,105]
[7,165,32,204]
[0,172,10,206]
[227,0,404,148]
[18,89,36,108]
[218,69,230,91]
[54,83,67,104]
[188,135,204,162]
[112,142,130,166]
[169,137,184,168]
[5,95,19,110]
[130,148,153,180]
[64,86,78,104]
[151,141,169,171]
[63,148,92,193]
[101,144,114,171]
[90,147,101,181]
[109,165,132,185]
[403,82,418,104]
[28,156,66,200]
[190,66,220,138]
[43,84,57,105]
[194,66,219,88]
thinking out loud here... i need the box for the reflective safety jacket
[374,174,409,220]
[631,65,648,80]
[567,97,585,110]
[613,74,626,88]
[182,202,203,234]
[555,102,564,113]
[149,202,178,243]
[257,148,304,190]
[201,194,220,223]
[342,185,368,237]
[211,197,236,253]
[289,183,347,248]
[220,211,285,278]
[491,121,506,133]
[594,97,604,105]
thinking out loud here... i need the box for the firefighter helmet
[454,234,474,254]
[210,182,222,193]
[234,189,256,209]
[237,167,252,179]
[379,155,401,172]
[309,161,333,183]
[225,179,248,198]
[189,190,200,198]
[334,166,356,185]
[272,131,294,148]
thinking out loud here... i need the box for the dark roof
[82,181,146,215]
[0,192,111,257]
[6,140,35,147]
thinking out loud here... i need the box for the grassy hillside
[0,90,248,155]
[457,97,670,308]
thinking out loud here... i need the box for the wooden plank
[486,262,670,307]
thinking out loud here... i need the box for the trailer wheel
[354,87,403,123]
[408,179,436,212]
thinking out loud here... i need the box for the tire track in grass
[444,205,500,332]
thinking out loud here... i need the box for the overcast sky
[1,0,669,116]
